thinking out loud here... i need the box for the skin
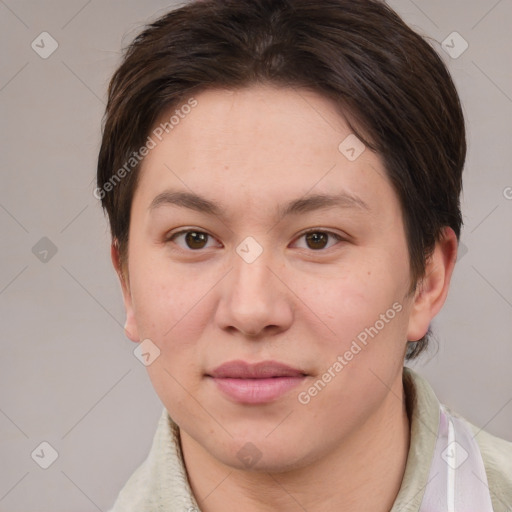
[112,85,458,511]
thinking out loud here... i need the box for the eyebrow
[148,189,370,221]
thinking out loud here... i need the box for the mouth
[206,360,308,404]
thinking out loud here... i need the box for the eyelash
[165,228,346,252]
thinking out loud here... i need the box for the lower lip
[209,376,306,404]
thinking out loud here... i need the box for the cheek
[128,262,212,412]
[296,270,409,428]
[131,271,209,341]
[298,258,405,344]
[127,248,184,339]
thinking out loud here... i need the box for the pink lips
[207,360,307,404]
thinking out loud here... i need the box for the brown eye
[184,231,208,249]
[292,230,344,251]
[168,230,218,250]
[305,232,329,250]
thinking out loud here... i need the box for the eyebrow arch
[279,192,369,217]
[148,189,369,221]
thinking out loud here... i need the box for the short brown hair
[97,0,466,360]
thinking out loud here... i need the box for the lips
[206,360,308,404]
[207,360,307,379]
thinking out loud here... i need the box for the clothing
[108,367,512,511]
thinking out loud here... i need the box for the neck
[180,372,410,512]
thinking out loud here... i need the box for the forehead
[158,85,354,163]
[134,85,397,220]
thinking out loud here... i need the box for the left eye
[292,230,344,250]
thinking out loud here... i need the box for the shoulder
[108,408,199,511]
[444,404,512,511]
[403,368,512,510]
[469,420,512,508]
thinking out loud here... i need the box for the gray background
[1,0,511,510]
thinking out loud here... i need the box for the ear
[406,227,458,341]
[111,241,140,343]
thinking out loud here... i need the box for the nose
[214,247,294,338]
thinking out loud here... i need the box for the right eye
[166,229,222,251]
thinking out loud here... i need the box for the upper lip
[207,360,307,379]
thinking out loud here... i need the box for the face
[117,85,430,472]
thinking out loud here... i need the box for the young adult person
[96,1,512,510]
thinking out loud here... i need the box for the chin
[210,435,314,474]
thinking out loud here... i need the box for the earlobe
[406,227,458,341]
[111,241,140,343]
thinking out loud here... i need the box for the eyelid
[294,227,347,239]
[166,227,209,240]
